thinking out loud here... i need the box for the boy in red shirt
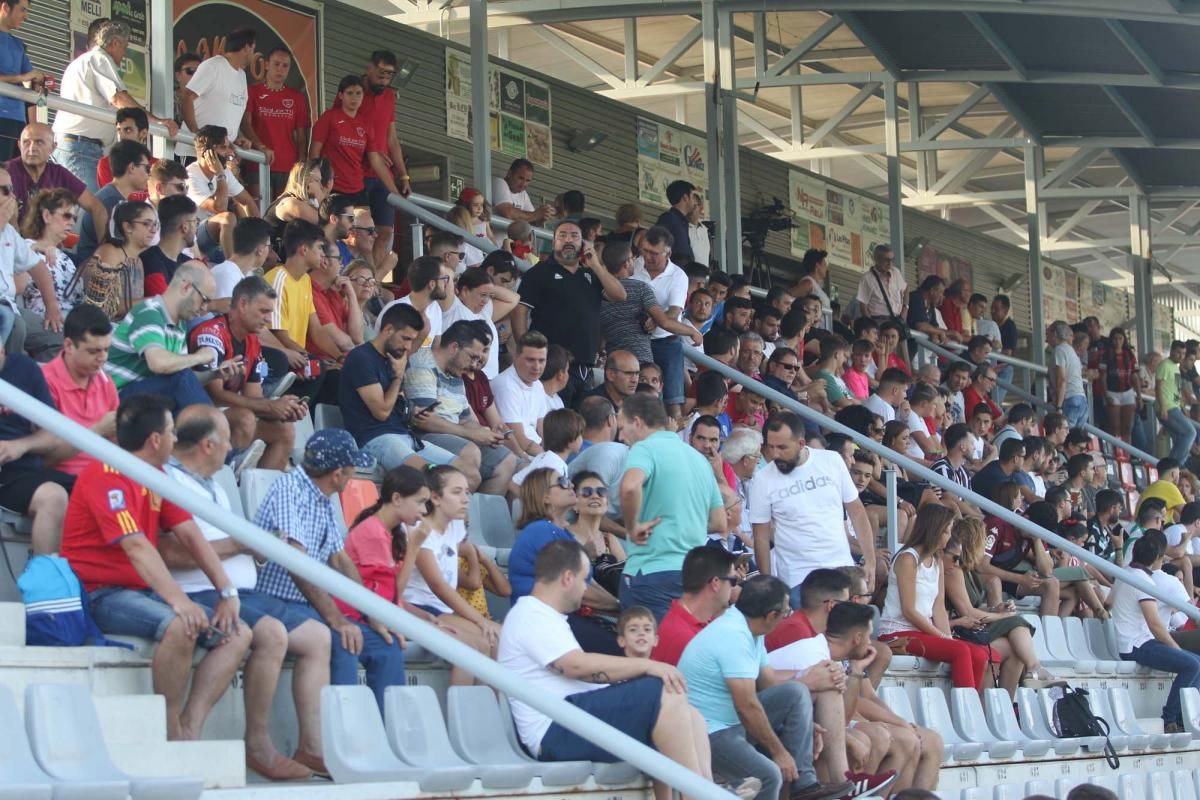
[246,47,311,200]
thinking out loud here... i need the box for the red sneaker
[842,769,898,799]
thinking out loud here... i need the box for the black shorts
[0,467,76,513]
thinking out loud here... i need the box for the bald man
[105,261,235,410]
[160,404,330,779]
[578,349,641,412]
[5,123,107,236]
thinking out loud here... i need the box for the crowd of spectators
[3,14,1199,797]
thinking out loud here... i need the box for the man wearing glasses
[105,261,234,411]
[358,50,412,270]
[76,138,152,263]
[308,239,365,361]
[96,108,158,196]
[961,363,1004,431]
[141,194,198,298]
[344,207,397,282]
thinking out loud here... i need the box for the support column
[469,0,491,192]
[1131,194,1155,353]
[1025,144,1047,367]
[148,0,173,157]
[908,83,931,194]
[884,81,904,269]
[701,0,724,266]
[718,8,742,274]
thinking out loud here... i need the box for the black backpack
[1051,686,1120,769]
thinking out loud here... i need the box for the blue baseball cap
[302,429,375,472]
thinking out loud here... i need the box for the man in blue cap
[255,427,406,711]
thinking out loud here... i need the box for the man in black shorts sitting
[0,341,75,553]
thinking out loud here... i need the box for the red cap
[458,187,483,205]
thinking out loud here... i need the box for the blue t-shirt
[338,342,410,446]
[677,607,766,733]
[508,520,592,602]
[0,352,55,472]
[0,33,31,123]
[971,460,1016,505]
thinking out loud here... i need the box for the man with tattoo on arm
[498,539,712,800]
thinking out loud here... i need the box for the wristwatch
[219,586,240,600]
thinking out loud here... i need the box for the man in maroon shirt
[246,47,310,200]
[359,50,412,271]
[650,546,736,665]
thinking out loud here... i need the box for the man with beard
[105,261,232,411]
[141,194,197,298]
[513,219,626,406]
[359,50,412,269]
[722,295,755,334]
[750,411,875,608]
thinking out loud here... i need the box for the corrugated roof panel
[1122,20,1200,74]
[1119,87,1200,140]
[1117,150,1200,188]
[847,12,1010,71]
[1000,84,1141,138]
[979,14,1143,75]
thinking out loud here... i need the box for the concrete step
[0,601,24,646]
[110,738,246,790]
[95,693,168,744]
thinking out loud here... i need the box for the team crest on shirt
[356,127,365,137]
[282,98,294,109]
[107,490,126,511]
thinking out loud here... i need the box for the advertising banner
[445,50,553,169]
[636,116,708,208]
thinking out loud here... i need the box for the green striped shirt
[104,297,187,388]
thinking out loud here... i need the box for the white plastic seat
[1109,687,1185,749]
[981,688,1053,756]
[1041,615,1096,674]
[211,466,245,518]
[322,685,459,785]
[881,687,956,764]
[468,493,518,549]
[914,688,985,761]
[949,688,1019,758]
[1085,618,1139,674]
[1180,687,1200,739]
[1050,778,1077,798]
[888,655,920,672]
[238,468,285,519]
[1123,773,1149,800]
[1172,770,1198,800]
[497,695,640,785]
[292,412,316,466]
[1013,688,1081,755]
[1093,776,1121,794]
[1035,687,1113,751]
[992,784,1023,800]
[447,686,591,786]
[1148,772,1176,800]
[960,788,986,800]
[314,403,343,431]
[382,686,508,790]
[0,684,56,800]
[1090,687,1147,751]
[25,683,202,800]
[1064,616,1118,675]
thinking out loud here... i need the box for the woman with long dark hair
[69,199,154,320]
[1098,326,1139,444]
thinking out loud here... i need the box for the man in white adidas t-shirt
[750,411,876,607]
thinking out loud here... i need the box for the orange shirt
[41,355,118,476]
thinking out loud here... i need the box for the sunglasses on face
[578,486,608,498]
[555,477,575,491]
[353,225,377,235]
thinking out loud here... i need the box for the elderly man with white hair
[720,427,763,556]
[1047,319,1088,428]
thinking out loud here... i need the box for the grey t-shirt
[598,278,657,363]
[569,441,629,521]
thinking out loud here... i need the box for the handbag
[1051,686,1120,769]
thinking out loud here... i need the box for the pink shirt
[41,355,118,476]
[844,368,869,400]
[336,516,400,621]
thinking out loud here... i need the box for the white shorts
[1106,388,1136,405]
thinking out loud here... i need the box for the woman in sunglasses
[70,199,154,321]
[510,467,622,655]
[266,158,333,234]
[15,188,80,357]
[566,470,626,597]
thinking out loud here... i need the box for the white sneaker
[725,778,763,800]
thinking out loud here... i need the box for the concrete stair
[0,600,23,645]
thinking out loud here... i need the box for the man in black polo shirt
[513,219,625,406]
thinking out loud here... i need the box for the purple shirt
[5,158,86,220]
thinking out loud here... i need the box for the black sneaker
[790,780,855,800]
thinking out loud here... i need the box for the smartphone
[502,429,514,438]
[416,401,441,415]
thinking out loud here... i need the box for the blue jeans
[1063,394,1089,429]
[1165,407,1198,464]
[1122,640,1200,725]
[0,302,15,348]
[1133,412,1153,457]
[708,682,819,799]
[362,432,458,470]
[288,601,404,711]
[53,138,103,195]
[994,363,1014,405]
[118,369,213,412]
[651,336,685,406]
[618,569,682,621]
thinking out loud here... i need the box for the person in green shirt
[812,334,856,411]
[105,261,231,410]
[618,393,726,620]
[1157,341,1196,464]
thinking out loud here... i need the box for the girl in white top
[1110,530,1200,731]
[878,504,994,693]
[402,465,502,684]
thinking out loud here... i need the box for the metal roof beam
[1101,86,1158,146]
[1041,148,1102,188]
[983,83,1043,144]
[803,82,880,146]
[964,12,1028,80]
[929,118,1022,194]
[1104,19,1167,86]
[531,27,625,89]
[764,16,842,77]
[920,86,992,141]
[635,22,702,86]
[835,13,901,79]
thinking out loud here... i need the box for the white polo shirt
[493,365,549,445]
[633,261,689,340]
[53,47,126,144]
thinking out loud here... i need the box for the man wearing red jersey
[189,274,304,471]
[60,393,251,741]
[246,47,310,201]
[650,546,736,665]
[359,50,412,270]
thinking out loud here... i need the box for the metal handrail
[911,329,1049,375]
[686,347,1200,622]
[0,80,271,214]
[408,191,554,242]
[913,332,1050,410]
[388,193,535,272]
[0,377,732,800]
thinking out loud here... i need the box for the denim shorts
[539,675,664,762]
[423,432,511,479]
[195,216,226,262]
[362,433,458,470]
[89,586,222,647]
[362,178,396,228]
[188,588,311,632]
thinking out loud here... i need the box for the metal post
[884,468,899,555]
[1025,144,1047,369]
[389,193,533,272]
[701,0,724,267]
[469,0,491,193]
[148,0,175,159]
[884,81,904,268]
[1131,194,1155,353]
[908,83,931,195]
[718,9,742,275]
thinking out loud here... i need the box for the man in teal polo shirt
[619,393,726,619]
